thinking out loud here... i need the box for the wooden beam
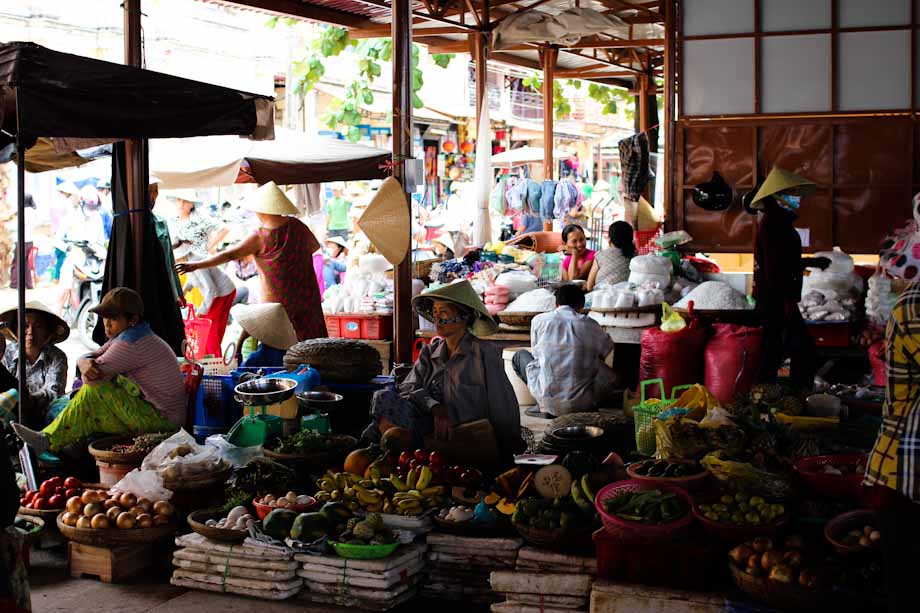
[489,51,542,70]
[349,0,479,30]
[555,69,635,78]
[419,37,473,53]
[351,22,469,38]
[561,37,665,49]
[542,46,557,181]
[213,0,374,29]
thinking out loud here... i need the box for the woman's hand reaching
[175,261,200,275]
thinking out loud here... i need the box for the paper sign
[795,228,811,247]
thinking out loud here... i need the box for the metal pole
[392,0,414,364]
[542,47,556,181]
[124,0,146,290]
[14,94,26,424]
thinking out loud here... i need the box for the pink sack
[639,322,707,397]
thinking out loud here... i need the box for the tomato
[398,451,412,468]
[32,497,47,510]
[55,486,66,497]
[63,477,82,490]
[22,491,35,504]
[48,494,64,509]
[39,481,56,498]
[413,449,428,462]
[19,497,30,507]
[48,476,63,488]
[428,451,444,467]
[65,488,78,499]
[408,459,420,471]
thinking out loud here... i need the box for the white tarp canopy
[491,146,574,167]
[149,127,390,188]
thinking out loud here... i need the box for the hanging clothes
[553,180,579,220]
[505,178,527,211]
[524,179,542,215]
[618,132,650,202]
[541,180,558,220]
[490,176,508,215]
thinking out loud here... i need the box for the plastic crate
[325,313,393,340]
[635,224,663,256]
[633,378,692,456]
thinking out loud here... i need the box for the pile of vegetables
[60,490,174,530]
[631,459,704,479]
[512,496,592,531]
[697,493,786,526]
[21,476,82,511]
[336,513,396,546]
[838,523,881,549]
[602,489,688,525]
[255,491,314,510]
[729,535,820,588]
[271,431,354,455]
[227,457,301,502]
[109,432,171,455]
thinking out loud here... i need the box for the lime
[720,495,734,505]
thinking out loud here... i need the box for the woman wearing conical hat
[749,166,831,388]
[177,182,327,341]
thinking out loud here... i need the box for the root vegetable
[91,514,110,529]
[119,493,137,509]
[116,512,136,529]
[83,502,104,518]
[65,496,83,514]
[783,550,803,569]
[106,507,121,522]
[285,492,297,503]
[768,563,794,584]
[859,535,871,547]
[103,498,121,511]
[136,513,153,528]
[76,516,93,529]
[761,550,783,571]
[869,530,881,543]
[729,544,754,565]
[752,537,773,553]
[136,498,153,513]
[153,501,174,517]
[154,514,170,526]
[61,512,79,527]
[81,490,100,505]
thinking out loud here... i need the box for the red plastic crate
[592,527,721,590]
[325,314,393,340]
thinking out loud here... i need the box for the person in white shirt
[173,241,237,358]
[512,284,620,416]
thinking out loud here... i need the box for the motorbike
[59,239,105,349]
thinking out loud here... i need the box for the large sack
[638,323,707,397]
[704,323,763,405]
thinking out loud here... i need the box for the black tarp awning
[0,41,273,146]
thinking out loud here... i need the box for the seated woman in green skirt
[13,288,185,453]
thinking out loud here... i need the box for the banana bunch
[570,473,602,515]
[313,469,446,516]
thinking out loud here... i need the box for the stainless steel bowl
[297,391,344,412]
[550,425,605,440]
[234,377,297,406]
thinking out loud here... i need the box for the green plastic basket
[329,540,399,560]
[633,379,693,456]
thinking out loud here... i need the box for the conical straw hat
[244,181,299,216]
[357,176,410,265]
[0,300,69,344]
[231,303,298,350]
[412,280,498,337]
[750,166,817,209]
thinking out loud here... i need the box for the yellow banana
[407,489,423,499]
[382,500,394,514]
[345,473,363,486]
[390,474,409,492]
[396,500,422,512]
[416,466,433,490]
[406,468,419,489]
[421,486,445,497]
[334,473,348,490]
[320,478,336,493]
[330,489,341,501]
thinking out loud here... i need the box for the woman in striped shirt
[13,288,184,454]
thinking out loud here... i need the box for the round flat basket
[163,463,232,492]
[595,480,694,543]
[187,509,248,544]
[513,522,593,552]
[88,436,148,465]
[626,461,710,491]
[18,506,65,521]
[57,513,176,546]
[589,305,660,315]
[330,540,399,560]
[432,515,512,538]
[729,562,823,610]
[14,515,45,545]
[497,312,541,327]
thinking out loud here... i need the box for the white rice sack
[504,288,557,313]
[673,281,751,310]
[629,254,672,277]
[494,271,538,297]
[813,250,854,275]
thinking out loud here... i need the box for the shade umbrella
[491,146,574,167]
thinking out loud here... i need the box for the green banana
[390,474,409,492]
[570,478,594,514]
[334,473,348,490]
[581,474,598,503]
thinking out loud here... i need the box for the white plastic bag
[205,434,263,468]
[700,406,734,428]
[110,468,173,501]
[142,429,222,481]
[629,254,672,277]
[494,270,538,297]
[615,291,636,309]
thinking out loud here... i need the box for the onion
[119,493,137,509]
[61,512,79,527]
[83,502,104,518]
[66,496,83,514]
[91,514,110,529]
[136,513,153,528]
[106,507,122,522]
[869,530,881,543]
[729,544,753,565]
[76,516,93,529]
[80,490,99,505]
[153,501,174,517]
[116,512,136,529]
[752,537,773,553]
[103,498,121,511]
[761,550,783,571]
[154,514,170,526]
[136,498,153,513]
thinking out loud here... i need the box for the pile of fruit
[729,536,820,588]
[255,492,314,509]
[697,493,786,526]
[207,506,255,532]
[512,496,592,532]
[260,501,354,542]
[21,476,83,511]
[336,513,397,546]
[313,469,446,516]
[631,459,704,479]
[602,489,688,525]
[60,490,174,530]
[395,448,482,488]
[838,524,881,549]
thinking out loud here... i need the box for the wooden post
[14,96,26,424]
[663,0,675,231]
[542,47,557,181]
[471,31,487,123]
[638,74,649,133]
[392,0,414,365]
[124,0,147,289]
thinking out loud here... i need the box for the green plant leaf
[347,126,362,142]
[412,93,424,109]
[431,53,455,69]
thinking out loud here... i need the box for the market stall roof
[492,145,573,166]
[211,0,664,89]
[149,127,390,187]
[0,41,274,149]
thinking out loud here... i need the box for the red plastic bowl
[252,497,317,520]
[793,454,866,500]
[595,479,695,543]
[825,509,879,555]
